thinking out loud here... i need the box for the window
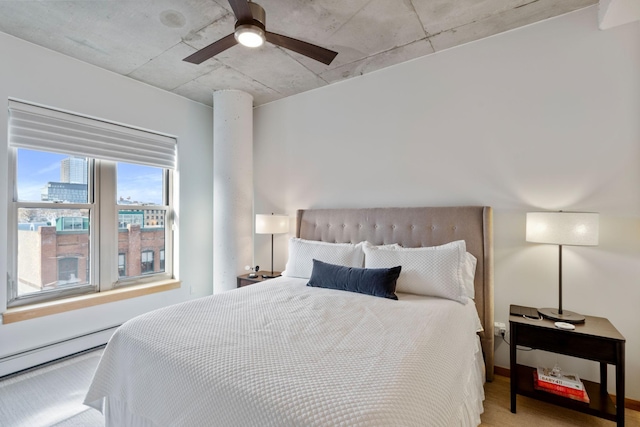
[58,257,79,284]
[160,249,165,272]
[118,254,126,278]
[7,100,176,307]
[141,251,154,274]
[60,217,87,231]
[118,212,143,229]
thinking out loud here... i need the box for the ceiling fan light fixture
[183,0,338,65]
[235,24,265,48]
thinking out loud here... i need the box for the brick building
[18,221,164,291]
[118,224,165,278]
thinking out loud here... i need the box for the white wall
[254,6,640,399]
[0,31,213,371]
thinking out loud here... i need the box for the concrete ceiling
[0,0,596,107]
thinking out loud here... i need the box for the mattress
[85,276,485,426]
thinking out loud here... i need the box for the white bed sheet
[85,277,485,426]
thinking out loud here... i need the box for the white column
[213,90,253,293]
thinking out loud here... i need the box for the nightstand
[237,271,281,288]
[509,312,626,426]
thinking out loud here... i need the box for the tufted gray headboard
[296,206,494,381]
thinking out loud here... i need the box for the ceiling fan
[183,0,338,65]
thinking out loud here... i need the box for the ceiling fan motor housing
[246,2,265,27]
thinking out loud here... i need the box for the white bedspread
[85,277,484,426]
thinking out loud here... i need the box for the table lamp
[526,211,599,324]
[255,213,289,278]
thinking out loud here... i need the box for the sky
[16,148,163,205]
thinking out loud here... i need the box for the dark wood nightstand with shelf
[510,312,626,426]
[237,271,281,288]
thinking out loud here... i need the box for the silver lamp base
[538,307,585,324]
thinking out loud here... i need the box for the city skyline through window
[17,149,162,204]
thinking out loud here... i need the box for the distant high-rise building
[41,157,89,202]
[61,156,87,184]
[41,182,87,203]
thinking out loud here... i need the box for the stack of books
[533,367,590,403]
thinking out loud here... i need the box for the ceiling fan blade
[265,32,337,65]
[227,0,253,22]
[183,33,237,64]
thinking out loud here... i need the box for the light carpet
[0,349,105,427]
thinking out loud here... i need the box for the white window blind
[8,100,176,169]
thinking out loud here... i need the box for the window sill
[2,279,181,324]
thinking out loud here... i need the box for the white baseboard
[0,326,118,377]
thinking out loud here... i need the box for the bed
[85,206,494,426]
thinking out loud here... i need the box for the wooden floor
[480,375,640,426]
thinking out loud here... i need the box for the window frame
[6,152,174,308]
[113,167,173,286]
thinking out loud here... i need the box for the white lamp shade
[526,212,599,246]
[255,214,289,235]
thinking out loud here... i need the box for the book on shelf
[533,371,590,403]
[533,371,584,397]
[536,366,584,391]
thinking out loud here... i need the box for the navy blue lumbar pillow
[307,259,401,300]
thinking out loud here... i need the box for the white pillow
[462,252,477,300]
[282,238,365,279]
[361,241,403,250]
[363,240,468,303]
